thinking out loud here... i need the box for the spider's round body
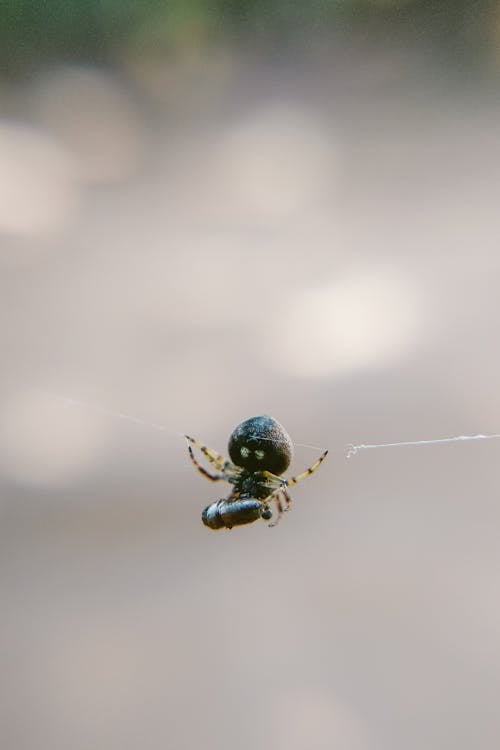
[186,414,327,530]
[228,415,293,475]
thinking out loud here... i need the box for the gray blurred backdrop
[1,3,500,749]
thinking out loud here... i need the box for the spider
[185,415,327,529]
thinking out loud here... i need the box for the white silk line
[44,393,182,438]
[47,393,324,450]
[346,433,500,459]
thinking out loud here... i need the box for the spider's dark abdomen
[228,415,293,475]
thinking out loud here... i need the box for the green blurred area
[1,0,498,75]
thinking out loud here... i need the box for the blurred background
[1,2,500,748]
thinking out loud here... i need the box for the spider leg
[185,435,242,482]
[261,450,328,517]
[187,445,225,481]
[267,491,285,527]
[282,449,329,488]
[261,471,285,489]
[185,435,226,471]
[282,486,292,512]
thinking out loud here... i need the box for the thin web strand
[294,442,324,451]
[39,392,182,439]
[37,391,325,452]
[346,433,500,459]
[31,390,500,460]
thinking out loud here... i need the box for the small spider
[185,415,327,529]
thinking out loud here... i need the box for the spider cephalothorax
[186,415,327,530]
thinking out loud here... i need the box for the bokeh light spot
[33,67,145,183]
[0,121,77,239]
[266,271,425,377]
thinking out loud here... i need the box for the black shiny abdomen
[228,415,293,475]
[202,497,265,529]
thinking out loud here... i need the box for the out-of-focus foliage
[1,0,498,75]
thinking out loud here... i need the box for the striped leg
[257,450,328,527]
[262,449,328,491]
[282,486,292,511]
[187,444,224,481]
[185,435,226,471]
[268,491,285,527]
[284,449,328,488]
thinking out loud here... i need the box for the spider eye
[254,449,265,460]
[240,446,251,458]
